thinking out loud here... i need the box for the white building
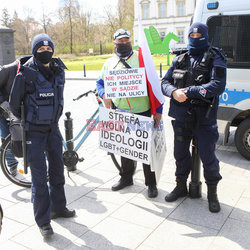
[133,0,196,50]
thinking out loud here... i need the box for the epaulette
[210,47,226,61]
[52,58,67,70]
[19,56,32,65]
[173,48,188,56]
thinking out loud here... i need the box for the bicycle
[0,88,122,188]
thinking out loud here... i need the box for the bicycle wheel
[0,135,31,188]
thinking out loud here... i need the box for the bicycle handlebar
[73,89,97,101]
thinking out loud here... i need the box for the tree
[104,0,134,42]
[11,9,39,55]
[117,0,134,32]
[40,4,52,34]
[1,8,11,27]
[59,0,80,53]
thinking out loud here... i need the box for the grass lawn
[60,53,174,71]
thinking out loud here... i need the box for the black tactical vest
[172,47,217,89]
[21,66,64,125]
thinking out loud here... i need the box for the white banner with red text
[103,68,147,99]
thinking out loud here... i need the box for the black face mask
[116,42,132,55]
[35,51,53,64]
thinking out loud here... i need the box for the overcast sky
[0,0,118,23]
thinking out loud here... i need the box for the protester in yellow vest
[96,28,163,198]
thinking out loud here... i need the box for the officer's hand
[153,113,162,128]
[102,94,112,109]
[172,89,188,103]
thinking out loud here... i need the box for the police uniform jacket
[0,57,31,105]
[161,47,227,125]
[10,56,67,134]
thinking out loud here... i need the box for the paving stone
[0,173,14,187]
[169,198,232,230]
[230,197,250,224]
[0,184,31,203]
[4,201,35,226]
[64,243,94,250]
[208,243,243,250]
[11,220,87,250]
[242,187,250,199]
[0,217,28,245]
[212,218,250,250]
[0,240,29,250]
[138,218,217,250]
[0,197,15,210]
[86,180,144,205]
[73,217,152,250]
[199,179,245,207]
[111,196,176,229]
[68,196,119,228]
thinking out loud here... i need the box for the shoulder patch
[199,87,207,97]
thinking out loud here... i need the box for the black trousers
[119,109,156,186]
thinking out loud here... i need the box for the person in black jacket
[10,34,75,238]
[0,56,30,176]
[161,23,226,213]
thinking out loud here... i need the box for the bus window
[207,15,250,68]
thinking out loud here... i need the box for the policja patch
[199,87,207,97]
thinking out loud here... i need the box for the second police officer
[10,34,75,238]
[161,22,227,213]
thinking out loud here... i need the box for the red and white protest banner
[104,68,147,99]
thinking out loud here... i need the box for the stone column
[0,26,15,66]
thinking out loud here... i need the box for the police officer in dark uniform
[10,34,75,238]
[161,22,226,213]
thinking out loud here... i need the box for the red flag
[138,18,165,115]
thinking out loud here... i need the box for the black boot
[207,184,221,213]
[39,223,54,238]
[111,178,133,191]
[51,208,76,219]
[148,185,158,198]
[165,179,188,202]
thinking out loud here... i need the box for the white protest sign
[150,122,167,183]
[99,107,153,164]
[103,68,148,99]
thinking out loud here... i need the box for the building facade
[133,0,196,50]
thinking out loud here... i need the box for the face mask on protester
[116,42,132,56]
[35,51,53,64]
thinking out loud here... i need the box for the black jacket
[0,56,31,105]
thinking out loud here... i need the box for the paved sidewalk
[0,79,250,250]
